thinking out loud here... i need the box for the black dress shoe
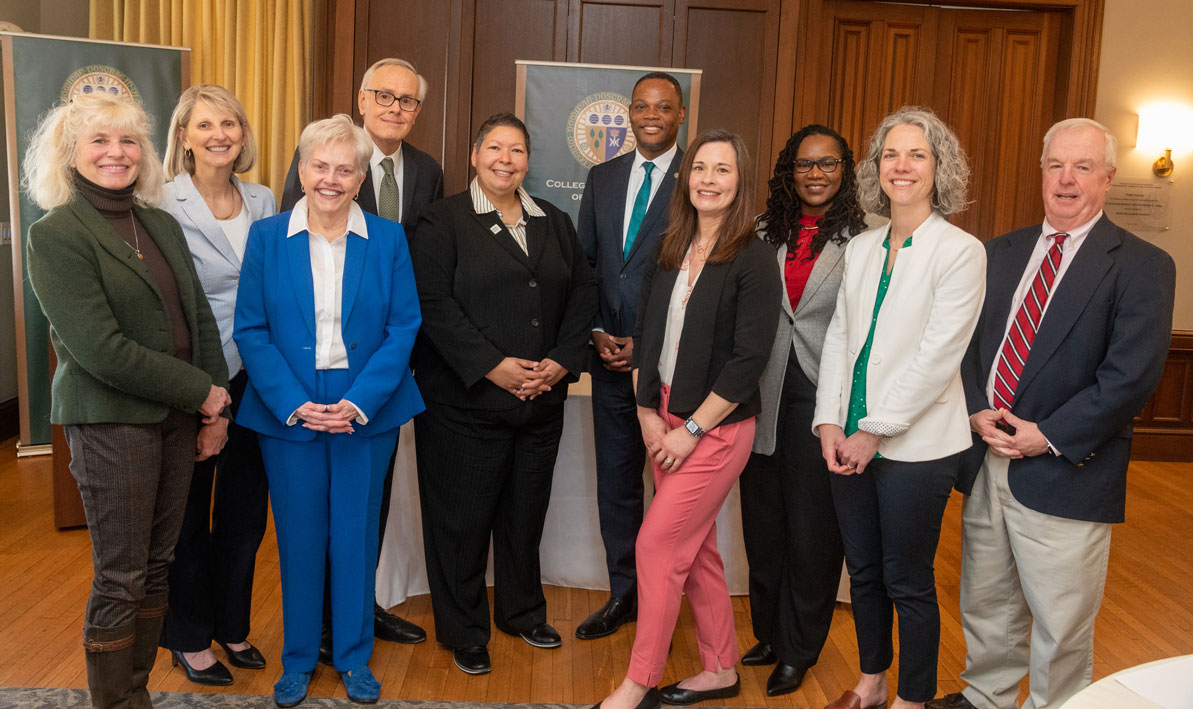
[374,604,426,644]
[171,650,233,686]
[576,596,636,639]
[740,641,777,666]
[659,677,740,705]
[453,645,492,674]
[591,687,662,709]
[318,625,333,665]
[216,639,266,670]
[925,693,979,709]
[519,622,562,648]
[766,662,806,697]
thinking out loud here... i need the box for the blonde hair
[163,84,257,179]
[297,114,373,175]
[23,92,164,210]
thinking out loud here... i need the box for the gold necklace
[209,186,240,220]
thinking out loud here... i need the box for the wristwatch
[683,416,706,439]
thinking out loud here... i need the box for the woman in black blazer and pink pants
[592,129,780,709]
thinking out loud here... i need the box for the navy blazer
[279,141,444,237]
[578,149,683,337]
[233,209,425,441]
[959,214,1175,523]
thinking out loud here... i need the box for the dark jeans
[739,351,843,670]
[830,452,959,702]
[161,371,268,651]
[66,408,198,635]
[415,398,565,647]
[589,358,647,600]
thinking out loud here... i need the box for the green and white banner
[2,33,188,450]
[515,61,701,224]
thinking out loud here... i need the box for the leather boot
[83,623,137,709]
[130,593,169,708]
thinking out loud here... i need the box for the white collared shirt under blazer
[812,212,987,462]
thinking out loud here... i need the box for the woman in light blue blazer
[158,84,277,686]
[234,114,423,706]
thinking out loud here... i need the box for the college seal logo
[567,92,636,169]
[60,65,142,103]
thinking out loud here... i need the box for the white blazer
[812,212,986,462]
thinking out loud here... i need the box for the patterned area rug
[0,688,582,708]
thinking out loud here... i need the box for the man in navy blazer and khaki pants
[575,72,686,639]
[929,119,1175,709]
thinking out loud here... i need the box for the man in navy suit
[928,119,1175,709]
[575,72,686,639]
[280,57,444,650]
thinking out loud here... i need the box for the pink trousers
[627,385,756,686]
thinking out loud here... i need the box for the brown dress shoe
[824,690,887,709]
[925,693,978,709]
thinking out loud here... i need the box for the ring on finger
[664,457,675,465]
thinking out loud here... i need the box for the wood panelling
[569,0,672,65]
[1134,332,1193,461]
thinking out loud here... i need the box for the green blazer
[26,194,229,425]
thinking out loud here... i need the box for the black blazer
[279,141,444,237]
[577,149,683,337]
[633,237,781,426]
[958,214,1175,523]
[410,191,597,410]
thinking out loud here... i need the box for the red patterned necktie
[991,232,1068,410]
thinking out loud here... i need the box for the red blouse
[784,214,822,311]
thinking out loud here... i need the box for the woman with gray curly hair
[811,106,986,709]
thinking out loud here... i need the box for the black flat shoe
[217,639,266,670]
[171,650,233,686]
[374,604,426,644]
[591,687,662,709]
[766,662,806,697]
[576,596,636,640]
[659,677,740,705]
[512,622,562,648]
[453,645,492,674]
[740,641,777,666]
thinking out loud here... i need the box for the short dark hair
[473,112,531,156]
[632,72,683,103]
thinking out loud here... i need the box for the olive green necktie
[378,157,400,222]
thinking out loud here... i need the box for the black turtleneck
[74,171,192,364]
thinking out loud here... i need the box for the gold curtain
[89,0,311,199]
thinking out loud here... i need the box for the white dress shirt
[369,142,404,221]
[284,197,370,424]
[658,247,700,387]
[621,143,678,249]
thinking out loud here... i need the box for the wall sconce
[1137,102,1193,177]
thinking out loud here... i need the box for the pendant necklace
[127,215,143,259]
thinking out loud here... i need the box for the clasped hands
[817,424,881,475]
[592,331,633,373]
[196,384,232,461]
[296,400,360,434]
[487,357,567,401]
[971,408,1049,458]
[638,407,697,473]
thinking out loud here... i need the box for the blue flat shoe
[342,666,381,704]
[273,671,311,707]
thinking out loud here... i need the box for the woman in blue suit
[233,114,424,707]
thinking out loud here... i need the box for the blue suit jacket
[577,149,683,337]
[233,209,425,441]
[959,214,1175,523]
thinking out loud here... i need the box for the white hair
[359,58,428,102]
[1041,118,1117,171]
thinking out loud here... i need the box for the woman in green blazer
[23,92,230,709]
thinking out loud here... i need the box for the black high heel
[170,650,233,686]
[216,639,266,670]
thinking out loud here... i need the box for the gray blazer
[753,231,847,455]
[162,172,277,377]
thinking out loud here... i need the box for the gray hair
[298,114,374,175]
[856,106,970,217]
[163,84,258,179]
[23,92,164,210]
[359,58,428,102]
[1041,118,1117,171]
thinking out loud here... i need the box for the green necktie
[623,161,655,260]
[378,156,400,222]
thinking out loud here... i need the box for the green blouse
[844,230,913,454]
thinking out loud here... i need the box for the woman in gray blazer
[158,85,277,685]
[738,125,867,697]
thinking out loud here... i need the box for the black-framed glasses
[794,157,842,173]
[365,89,421,112]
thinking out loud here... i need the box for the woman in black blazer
[409,113,597,675]
[593,129,781,709]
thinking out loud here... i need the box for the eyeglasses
[794,157,842,173]
[365,89,421,112]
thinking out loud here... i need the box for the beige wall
[1095,0,1193,330]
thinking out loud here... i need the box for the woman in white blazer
[812,107,985,709]
[157,85,277,685]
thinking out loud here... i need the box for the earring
[185,148,193,159]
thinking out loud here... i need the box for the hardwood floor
[1,439,1190,706]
